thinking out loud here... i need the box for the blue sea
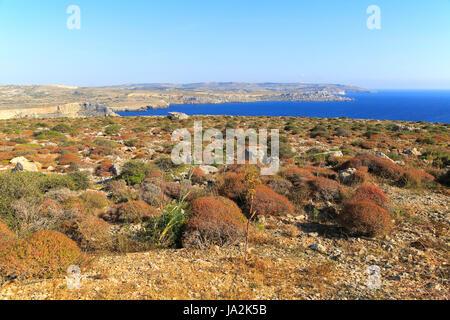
[118,90,450,123]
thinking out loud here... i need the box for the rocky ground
[1,185,447,300]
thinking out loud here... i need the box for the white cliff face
[0,102,118,120]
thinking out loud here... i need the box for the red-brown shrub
[0,230,81,280]
[101,200,160,223]
[338,201,392,237]
[183,196,246,248]
[0,221,16,249]
[279,167,313,186]
[216,172,247,201]
[402,169,435,188]
[303,165,337,179]
[350,185,390,209]
[304,176,347,202]
[0,151,14,162]
[96,161,114,177]
[61,216,112,251]
[266,177,293,198]
[342,154,405,181]
[58,153,80,166]
[191,167,207,185]
[248,185,295,217]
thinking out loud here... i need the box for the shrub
[0,221,16,249]
[0,230,81,280]
[401,169,435,188]
[58,153,80,166]
[79,191,109,211]
[304,177,347,202]
[101,201,160,224]
[266,177,293,198]
[140,200,189,248]
[347,167,370,186]
[66,171,91,191]
[154,156,178,172]
[61,216,112,251]
[350,185,390,209]
[105,124,120,135]
[279,168,313,186]
[96,161,114,177]
[216,172,246,201]
[139,182,164,207]
[341,154,405,181]
[191,168,207,185]
[52,123,73,133]
[338,201,392,237]
[119,161,151,185]
[248,185,295,217]
[105,180,132,202]
[183,196,246,248]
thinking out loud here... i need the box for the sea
[118,90,450,123]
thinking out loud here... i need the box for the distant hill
[0,83,369,119]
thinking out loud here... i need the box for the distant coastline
[118,90,450,123]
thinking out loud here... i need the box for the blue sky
[0,0,449,89]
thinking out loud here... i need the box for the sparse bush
[216,172,247,201]
[304,176,347,202]
[342,154,405,181]
[183,196,246,248]
[350,185,390,209]
[79,191,109,211]
[101,200,160,224]
[0,230,81,280]
[401,169,435,188]
[58,153,80,166]
[61,216,112,251]
[0,221,16,249]
[140,200,189,248]
[266,177,293,198]
[279,168,313,186]
[139,182,165,207]
[191,168,207,185]
[247,185,295,217]
[338,201,392,237]
[105,124,120,135]
[105,180,133,202]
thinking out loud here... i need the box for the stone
[339,168,357,184]
[10,157,39,172]
[403,148,422,156]
[168,112,189,120]
[374,151,394,162]
[309,243,326,254]
[198,165,218,175]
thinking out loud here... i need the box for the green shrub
[119,161,151,185]
[139,200,189,248]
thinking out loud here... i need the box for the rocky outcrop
[10,157,40,172]
[0,102,118,120]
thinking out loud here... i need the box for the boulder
[339,168,357,184]
[374,151,394,162]
[403,148,422,156]
[168,112,189,120]
[198,165,218,175]
[10,157,39,172]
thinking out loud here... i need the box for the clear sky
[0,0,449,89]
